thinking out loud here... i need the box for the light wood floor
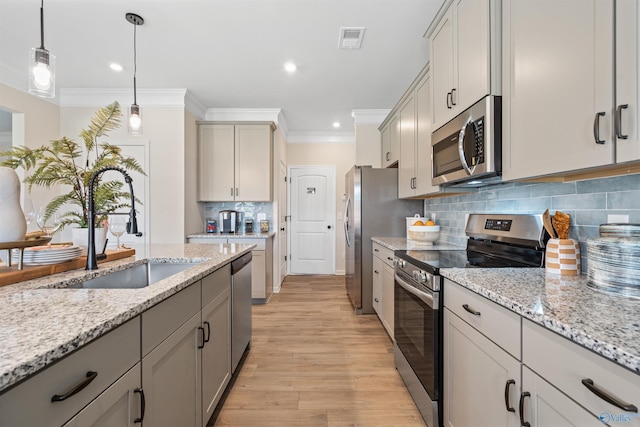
[211,275,426,427]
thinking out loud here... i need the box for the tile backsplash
[203,202,273,232]
[424,173,640,270]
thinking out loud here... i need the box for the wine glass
[36,207,61,238]
[23,197,35,227]
[109,215,127,251]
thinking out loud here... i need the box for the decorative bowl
[408,225,440,245]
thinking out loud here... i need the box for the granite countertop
[0,243,254,394]
[372,236,465,251]
[187,232,275,239]
[441,268,640,375]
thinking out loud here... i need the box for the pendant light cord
[39,0,45,49]
[133,21,137,105]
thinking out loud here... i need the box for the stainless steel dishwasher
[231,252,252,373]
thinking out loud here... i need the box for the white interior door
[289,166,335,274]
[279,161,288,280]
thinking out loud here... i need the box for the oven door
[394,270,441,400]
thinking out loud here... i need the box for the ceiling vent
[338,27,365,49]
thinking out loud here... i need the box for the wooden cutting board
[0,248,136,287]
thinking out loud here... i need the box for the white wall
[355,124,381,167]
[286,142,355,274]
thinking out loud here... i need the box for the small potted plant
[0,101,145,252]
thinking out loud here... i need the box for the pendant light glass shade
[29,1,55,98]
[128,104,142,135]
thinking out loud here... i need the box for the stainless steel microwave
[431,95,501,186]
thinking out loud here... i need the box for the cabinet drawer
[231,238,266,250]
[372,242,394,267]
[202,264,231,307]
[188,237,227,245]
[0,318,140,427]
[444,278,520,358]
[142,282,200,356]
[523,319,640,420]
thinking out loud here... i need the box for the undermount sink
[68,262,201,289]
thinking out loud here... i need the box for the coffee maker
[218,210,242,233]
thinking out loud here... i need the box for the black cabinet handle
[51,371,98,402]
[386,152,390,161]
[462,304,481,316]
[374,298,379,303]
[280,227,285,231]
[134,388,145,423]
[581,378,638,412]
[198,326,205,349]
[204,321,211,343]
[446,92,452,109]
[374,248,379,252]
[593,111,606,144]
[616,104,629,139]
[519,391,531,427]
[504,379,516,412]
[387,257,393,261]
[451,88,457,106]
[374,270,379,275]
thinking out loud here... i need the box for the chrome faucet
[86,166,141,270]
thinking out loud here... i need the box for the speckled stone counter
[0,243,254,393]
[187,232,275,239]
[372,237,464,251]
[441,268,640,374]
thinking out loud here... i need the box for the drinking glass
[23,197,35,227]
[109,216,127,251]
[36,207,61,237]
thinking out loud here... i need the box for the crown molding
[286,131,354,144]
[59,88,188,107]
[204,108,282,123]
[184,90,207,119]
[351,109,391,126]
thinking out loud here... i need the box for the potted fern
[0,101,145,252]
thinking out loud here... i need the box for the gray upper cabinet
[380,114,399,168]
[198,122,274,202]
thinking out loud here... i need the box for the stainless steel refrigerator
[344,165,423,314]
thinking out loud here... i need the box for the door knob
[327,225,332,229]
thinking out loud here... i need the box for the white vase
[0,167,27,242]
[72,227,107,256]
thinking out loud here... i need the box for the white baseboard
[335,270,346,276]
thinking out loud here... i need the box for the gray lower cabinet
[63,363,142,427]
[0,318,140,427]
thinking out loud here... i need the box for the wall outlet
[607,214,629,223]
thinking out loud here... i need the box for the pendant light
[29,0,55,98]
[126,13,144,135]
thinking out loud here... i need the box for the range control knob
[416,271,427,283]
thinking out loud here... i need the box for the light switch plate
[607,214,629,223]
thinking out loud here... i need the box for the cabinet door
[455,0,490,111]
[388,115,400,166]
[381,122,391,167]
[372,254,383,316]
[443,309,520,427]
[503,0,614,180]
[235,125,272,201]
[381,263,395,339]
[431,6,455,130]
[201,288,232,426]
[251,250,266,299]
[63,364,142,427]
[616,0,640,163]
[415,71,440,196]
[198,124,235,201]
[398,93,416,199]
[142,312,201,427]
[520,367,602,427]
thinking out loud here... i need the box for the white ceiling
[0,0,443,137]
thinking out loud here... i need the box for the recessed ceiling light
[110,63,123,72]
[284,62,297,73]
[332,121,341,128]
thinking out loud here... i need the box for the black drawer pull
[51,371,98,402]
[519,391,531,427]
[198,326,205,349]
[581,378,638,412]
[387,257,393,261]
[462,304,481,316]
[204,321,211,343]
[134,388,145,423]
[504,379,516,412]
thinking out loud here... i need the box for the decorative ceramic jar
[0,167,27,242]
[545,238,581,276]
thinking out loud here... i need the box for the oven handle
[458,116,477,176]
[395,273,435,309]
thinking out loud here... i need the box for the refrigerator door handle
[344,195,351,247]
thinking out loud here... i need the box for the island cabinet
[428,0,500,131]
[141,265,231,427]
[502,0,640,181]
[198,122,274,202]
[443,279,521,427]
[0,318,141,427]
[372,242,395,339]
[380,114,399,168]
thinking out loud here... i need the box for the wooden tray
[0,248,135,288]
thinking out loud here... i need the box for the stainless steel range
[393,213,546,427]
